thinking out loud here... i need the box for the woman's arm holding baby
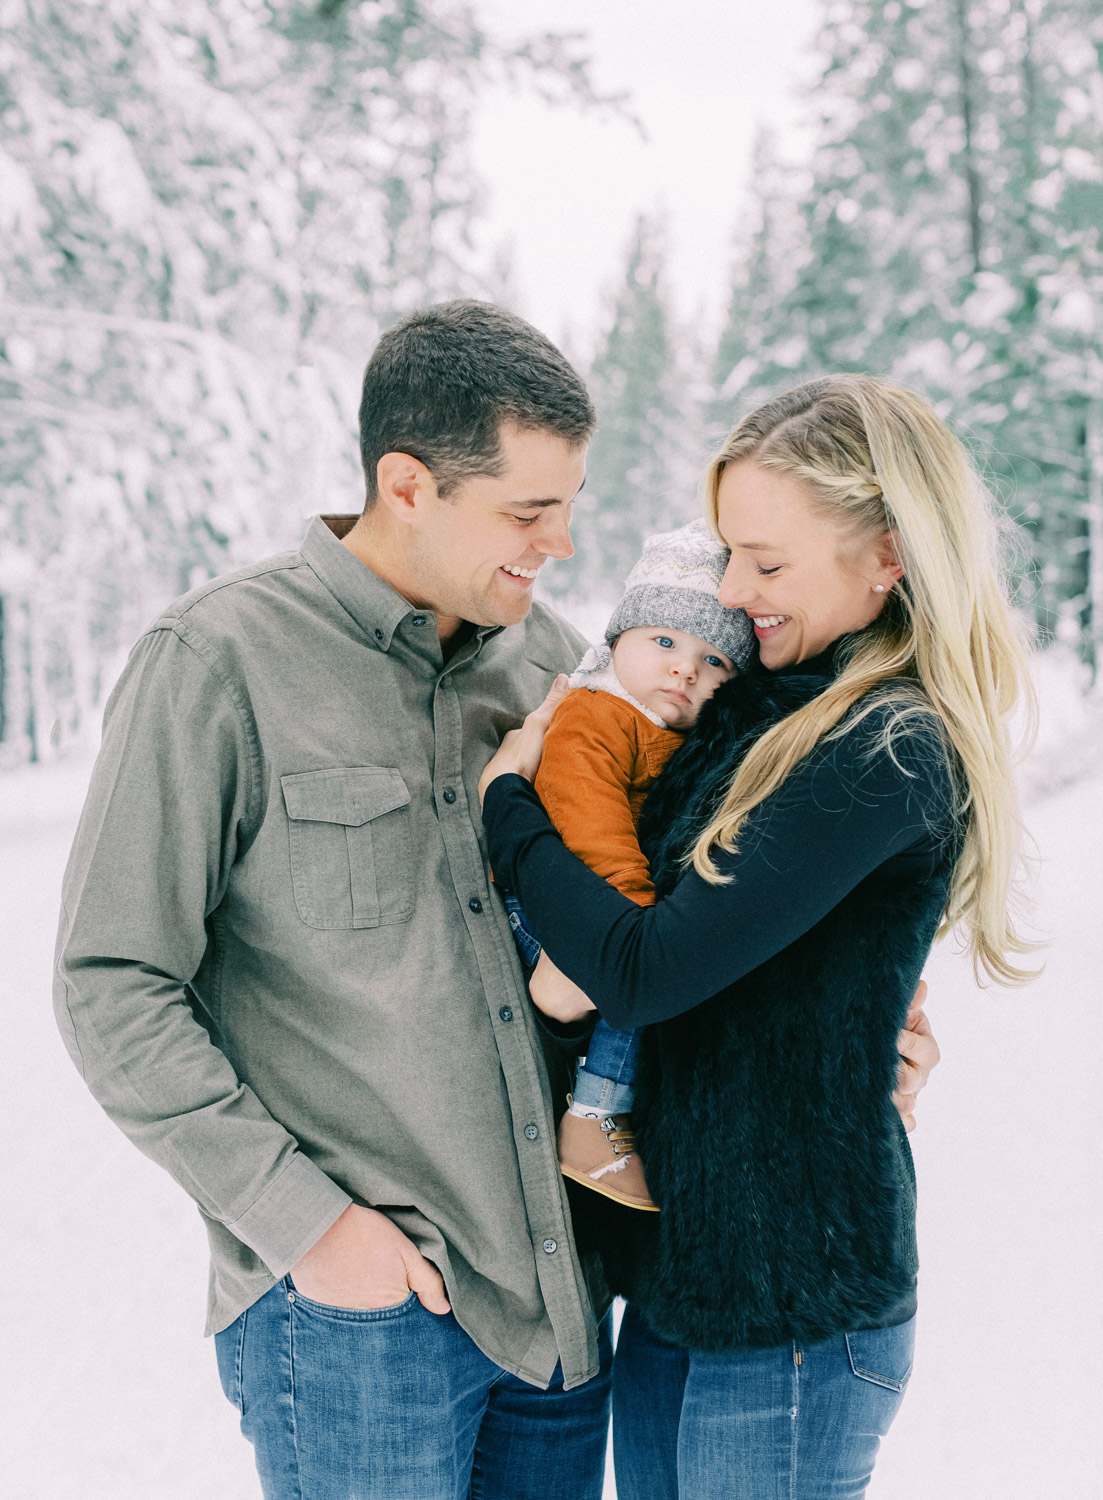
[480,678,942,1131]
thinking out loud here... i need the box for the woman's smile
[715,462,899,666]
[749,614,791,639]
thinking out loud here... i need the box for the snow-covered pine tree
[709,0,989,446]
[707,129,811,444]
[0,0,605,761]
[989,0,1103,676]
[707,0,1103,670]
[560,212,705,608]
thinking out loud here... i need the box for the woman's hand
[893,980,940,1132]
[528,950,597,1024]
[477,674,571,807]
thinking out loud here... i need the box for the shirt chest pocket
[281,767,415,930]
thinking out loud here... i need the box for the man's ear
[374,451,437,526]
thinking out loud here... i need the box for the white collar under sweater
[567,644,671,730]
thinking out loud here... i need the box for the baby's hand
[478,675,570,805]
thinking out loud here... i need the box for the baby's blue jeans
[502,890,640,1114]
[574,1019,641,1114]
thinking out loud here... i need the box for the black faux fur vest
[606,661,958,1352]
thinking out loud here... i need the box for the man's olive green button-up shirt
[53,517,605,1389]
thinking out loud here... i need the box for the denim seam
[283,1283,419,1324]
[468,1445,486,1500]
[849,1364,906,1392]
[234,1304,248,1417]
[789,1343,799,1500]
[286,1283,304,1500]
[465,1383,498,1500]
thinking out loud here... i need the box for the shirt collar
[301,515,505,658]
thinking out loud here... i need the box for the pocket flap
[282,767,411,826]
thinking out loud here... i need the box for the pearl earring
[873,584,885,593]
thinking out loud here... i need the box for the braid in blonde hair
[694,375,1039,986]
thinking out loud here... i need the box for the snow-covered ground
[2,719,1101,1498]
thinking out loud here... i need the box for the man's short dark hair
[358,300,595,507]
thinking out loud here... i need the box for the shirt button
[411,614,427,626]
[468,897,483,913]
[374,628,384,641]
[523,1124,539,1141]
[542,1238,558,1255]
[499,1006,514,1022]
[442,787,457,804]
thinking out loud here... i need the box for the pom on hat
[604,518,755,670]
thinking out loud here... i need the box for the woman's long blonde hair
[695,374,1039,985]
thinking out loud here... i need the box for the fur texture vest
[606,661,958,1352]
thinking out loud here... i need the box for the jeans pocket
[214,1309,247,1412]
[844,1315,916,1393]
[282,767,414,929]
[285,1277,420,1323]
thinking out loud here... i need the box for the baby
[503,519,755,1210]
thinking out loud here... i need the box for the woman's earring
[873,584,885,593]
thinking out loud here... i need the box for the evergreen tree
[994,0,1103,671]
[562,212,703,603]
[709,0,1103,672]
[0,0,606,761]
[707,129,810,442]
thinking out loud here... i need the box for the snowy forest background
[3,0,1103,766]
[3,4,1103,1498]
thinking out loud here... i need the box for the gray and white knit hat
[604,517,756,670]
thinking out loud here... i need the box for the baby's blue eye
[705,655,727,669]
[656,636,675,648]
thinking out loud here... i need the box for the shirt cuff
[227,1152,354,1278]
[533,1004,599,1054]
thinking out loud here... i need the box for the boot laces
[599,1116,635,1158]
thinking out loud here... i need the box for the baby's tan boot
[557,1106,659,1211]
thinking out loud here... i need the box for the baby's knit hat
[604,517,756,670]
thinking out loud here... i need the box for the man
[54,300,937,1499]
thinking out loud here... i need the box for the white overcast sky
[471,0,821,354]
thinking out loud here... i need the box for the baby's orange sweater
[534,687,683,907]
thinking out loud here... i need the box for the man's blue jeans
[612,1302,915,1499]
[214,1277,613,1500]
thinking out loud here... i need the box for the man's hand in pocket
[290,1204,451,1313]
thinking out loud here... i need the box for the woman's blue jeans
[612,1302,915,1499]
[214,1277,613,1500]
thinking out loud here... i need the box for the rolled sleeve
[228,1152,353,1277]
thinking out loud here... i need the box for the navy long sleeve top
[482,699,957,1032]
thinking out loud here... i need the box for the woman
[479,375,1035,1498]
